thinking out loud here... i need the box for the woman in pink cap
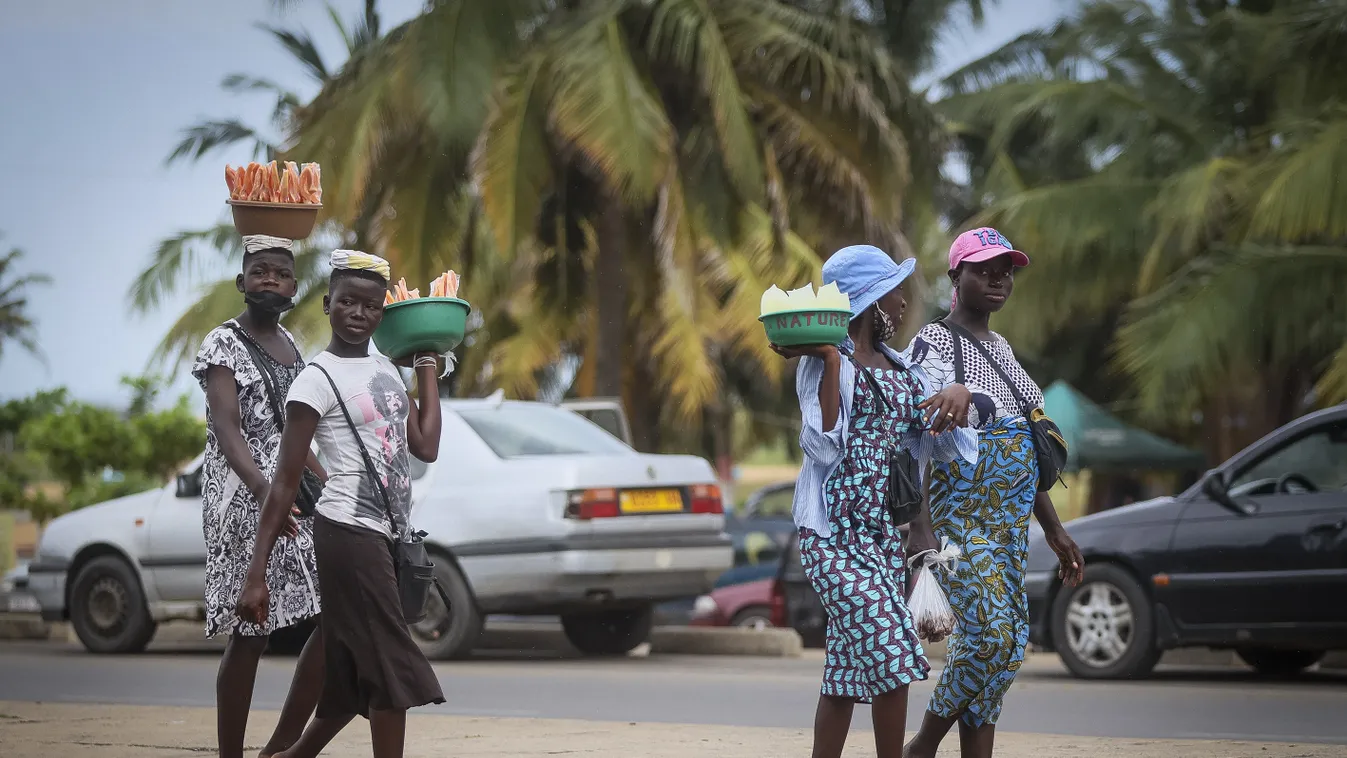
[903,228,1084,758]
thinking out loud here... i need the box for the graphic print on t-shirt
[286,353,414,539]
[356,369,413,527]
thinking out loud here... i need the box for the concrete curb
[1159,647,1347,671]
[478,621,803,657]
[0,614,50,641]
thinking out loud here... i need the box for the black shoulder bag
[311,363,448,624]
[850,357,923,526]
[226,324,324,516]
[937,320,1067,491]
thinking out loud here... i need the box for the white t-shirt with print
[287,352,414,539]
[908,322,1044,429]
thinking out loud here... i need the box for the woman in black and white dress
[192,235,328,758]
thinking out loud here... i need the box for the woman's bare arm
[244,402,321,588]
[204,365,270,501]
[406,360,442,462]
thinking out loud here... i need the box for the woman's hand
[249,482,298,538]
[917,383,972,433]
[770,343,839,362]
[1044,523,1085,586]
[235,577,270,625]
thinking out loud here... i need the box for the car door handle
[1309,518,1347,533]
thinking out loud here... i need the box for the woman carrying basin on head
[903,228,1084,758]
[774,245,977,758]
[237,250,445,758]
[192,234,328,758]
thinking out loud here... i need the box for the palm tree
[0,236,50,365]
[131,1,384,367]
[934,0,1347,457]
[285,0,922,449]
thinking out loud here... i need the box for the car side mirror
[1201,471,1252,515]
[176,471,202,499]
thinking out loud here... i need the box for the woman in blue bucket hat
[772,245,977,758]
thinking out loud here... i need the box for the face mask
[244,290,295,315]
[873,306,897,342]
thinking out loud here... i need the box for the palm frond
[129,223,242,313]
[258,23,330,83]
[165,120,272,165]
[546,12,675,204]
[471,55,554,258]
[642,0,763,197]
[1248,112,1347,242]
[1116,244,1347,420]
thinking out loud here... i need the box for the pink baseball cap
[949,227,1030,270]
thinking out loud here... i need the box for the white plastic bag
[908,538,961,643]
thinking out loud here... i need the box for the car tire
[69,556,158,654]
[1236,648,1325,677]
[1050,563,1159,679]
[408,557,482,660]
[730,605,775,630]
[561,604,655,656]
[266,619,317,656]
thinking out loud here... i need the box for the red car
[689,577,782,629]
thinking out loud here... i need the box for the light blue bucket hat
[821,245,917,321]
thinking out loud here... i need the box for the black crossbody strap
[851,358,893,413]
[227,323,300,431]
[311,363,399,532]
[938,319,1031,414]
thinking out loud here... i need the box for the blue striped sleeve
[796,356,844,468]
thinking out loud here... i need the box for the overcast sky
[0,0,1067,408]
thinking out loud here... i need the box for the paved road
[2,636,1345,745]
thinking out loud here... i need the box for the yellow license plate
[619,489,685,514]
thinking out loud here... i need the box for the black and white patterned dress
[192,320,321,637]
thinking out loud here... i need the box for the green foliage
[939,0,1347,441]
[1,378,206,520]
[0,235,52,365]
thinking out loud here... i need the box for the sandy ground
[1,701,1341,758]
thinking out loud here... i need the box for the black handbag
[937,320,1067,491]
[850,357,924,525]
[312,363,448,624]
[227,324,324,516]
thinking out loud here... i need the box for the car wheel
[69,556,157,654]
[561,604,655,656]
[730,606,775,630]
[1236,648,1324,677]
[267,619,317,656]
[1050,563,1159,679]
[408,557,482,660]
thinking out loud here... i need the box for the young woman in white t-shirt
[237,251,444,758]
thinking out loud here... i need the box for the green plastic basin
[759,308,852,347]
[373,297,471,359]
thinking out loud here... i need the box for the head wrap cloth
[242,235,294,256]
[330,249,391,281]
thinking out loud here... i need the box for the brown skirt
[312,514,445,718]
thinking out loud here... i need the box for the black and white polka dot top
[907,322,1044,429]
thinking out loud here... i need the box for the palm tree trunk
[593,194,627,398]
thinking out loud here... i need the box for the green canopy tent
[1042,381,1205,473]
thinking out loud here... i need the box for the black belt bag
[313,364,448,624]
[938,320,1067,491]
[851,358,923,525]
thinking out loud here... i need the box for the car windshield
[457,404,632,458]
